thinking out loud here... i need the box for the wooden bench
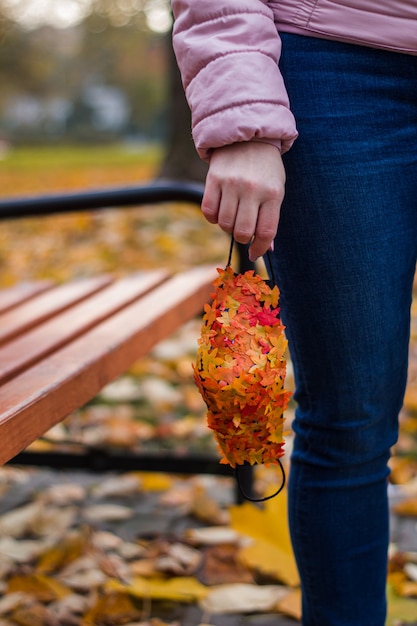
[0,182,254,493]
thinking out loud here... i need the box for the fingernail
[268,240,275,252]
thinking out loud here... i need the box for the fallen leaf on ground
[184,526,241,546]
[199,544,254,585]
[406,563,417,582]
[190,485,230,525]
[138,473,173,492]
[0,502,44,537]
[389,457,417,485]
[97,552,131,583]
[155,542,201,576]
[34,506,78,539]
[130,559,159,577]
[12,601,60,626]
[81,591,141,626]
[57,555,98,579]
[91,530,124,551]
[7,574,71,602]
[199,583,288,614]
[0,593,32,616]
[120,618,179,626]
[59,568,108,592]
[238,538,299,588]
[83,504,134,522]
[275,588,302,620]
[48,594,91,623]
[36,528,90,574]
[0,537,50,563]
[91,474,142,499]
[38,483,87,505]
[158,484,194,509]
[106,575,208,603]
[229,489,299,587]
[117,541,148,560]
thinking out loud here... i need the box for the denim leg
[269,35,417,626]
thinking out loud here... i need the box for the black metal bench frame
[0,180,254,499]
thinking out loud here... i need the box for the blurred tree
[158,30,207,183]
[0,0,207,182]
[0,14,57,101]
[85,0,205,179]
[76,10,167,137]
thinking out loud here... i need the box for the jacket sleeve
[171,0,298,161]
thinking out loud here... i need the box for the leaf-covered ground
[0,145,228,286]
[0,146,416,625]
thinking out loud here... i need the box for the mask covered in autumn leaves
[193,258,291,474]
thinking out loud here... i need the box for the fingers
[232,189,259,243]
[203,176,282,259]
[248,198,281,261]
[219,186,282,261]
[201,142,286,260]
[201,181,221,224]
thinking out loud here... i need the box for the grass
[0,143,163,197]
[1,143,162,170]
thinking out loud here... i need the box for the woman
[171,2,417,624]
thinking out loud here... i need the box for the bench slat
[0,281,54,314]
[0,271,168,385]
[0,276,113,345]
[0,266,216,465]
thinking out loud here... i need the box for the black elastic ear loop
[226,235,235,268]
[235,459,286,502]
[227,235,286,502]
[226,236,278,285]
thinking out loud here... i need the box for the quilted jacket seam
[291,0,320,27]
[193,99,287,128]
[187,49,278,91]
[174,8,272,35]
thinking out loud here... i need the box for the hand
[201,142,286,261]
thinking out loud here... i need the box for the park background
[0,1,417,624]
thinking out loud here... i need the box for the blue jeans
[269,34,417,626]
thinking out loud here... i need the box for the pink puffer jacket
[172,0,417,160]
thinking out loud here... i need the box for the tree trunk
[159,31,208,183]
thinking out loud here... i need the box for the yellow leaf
[229,487,299,587]
[106,575,208,603]
[388,571,417,598]
[275,588,302,620]
[389,456,417,485]
[403,386,417,414]
[8,573,71,602]
[36,528,89,574]
[239,539,299,588]
[136,472,173,492]
[230,485,293,553]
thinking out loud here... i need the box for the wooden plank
[0,281,54,314]
[0,276,113,346]
[0,271,168,385]
[0,265,216,465]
